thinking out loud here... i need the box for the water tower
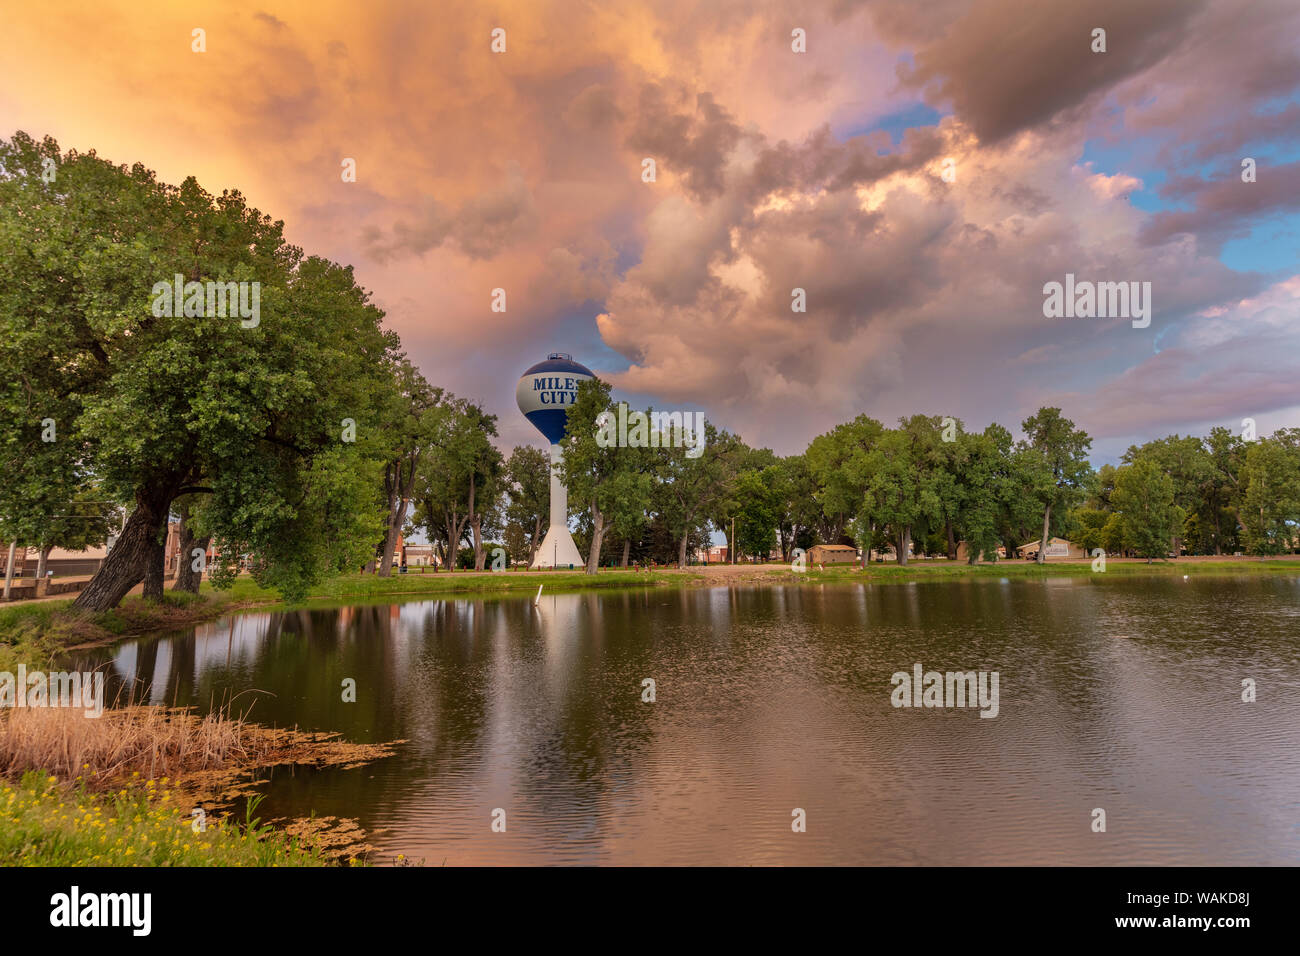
[516,353,595,568]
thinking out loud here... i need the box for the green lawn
[816,557,1300,583]
[211,566,703,607]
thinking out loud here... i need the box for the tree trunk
[173,506,204,593]
[378,454,419,577]
[472,514,485,570]
[444,511,468,571]
[35,544,52,580]
[173,509,211,596]
[173,509,191,582]
[528,517,543,567]
[897,527,910,566]
[3,542,18,600]
[74,484,176,612]
[376,498,406,577]
[678,533,689,570]
[468,475,486,571]
[586,504,606,575]
[621,537,631,567]
[1036,503,1052,565]
[375,462,399,578]
[142,533,166,600]
[946,520,957,560]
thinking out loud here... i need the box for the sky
[2,0,1298,463]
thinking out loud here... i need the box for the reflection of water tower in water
[516,353,595,568]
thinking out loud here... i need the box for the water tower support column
[531,441,585,569]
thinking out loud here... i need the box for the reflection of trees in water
[128,638,159,705]
[512,592,661,828]
[403,599,493,766]
[162,633,197,705]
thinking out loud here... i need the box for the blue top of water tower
[516,353,596,444]
[522,352,593,376]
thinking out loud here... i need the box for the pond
[77,576,1300,865]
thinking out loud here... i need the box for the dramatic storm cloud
[2,0,1296,455]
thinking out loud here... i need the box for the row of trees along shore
[3,132,1299,613]
[557,384,1300,571]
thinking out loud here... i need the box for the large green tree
[413,398,504,571]
[1122,434,1210,554]
[371,358,443,576]
[1110,460,1185,562]
[502,444,551,566]
[806,415,883,545]
[852,418,944,566]
[0,132,399,608]
[656,420,736,569]
[1202,426,1248,554]
[1021,407,1093,565]
[558,381,624,574]
[1240,431,1300,556]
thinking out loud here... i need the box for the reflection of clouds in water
[111,642,137,683]
[534,592,582,665]
[192,615,275,674]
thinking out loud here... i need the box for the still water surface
[79,577,1300,864]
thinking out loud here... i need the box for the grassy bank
[778,556,1300,584]
[216,556,1300,607]
[0,590,239,670]
[216,566,702,607]
[1,772,334,866]
[0,705,402,866]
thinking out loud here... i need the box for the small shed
[808,544,859,564]
[1018,536,1080,560]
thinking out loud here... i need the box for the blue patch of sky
[1220,216,1300,274]
[1081,99,1300,278]
[1078,138,1175,213]
[838,101,945,147]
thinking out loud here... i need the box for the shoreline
[4,556,1298,664]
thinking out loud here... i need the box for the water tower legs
[531,442,585,569]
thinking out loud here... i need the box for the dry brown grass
[0,704,402,795]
